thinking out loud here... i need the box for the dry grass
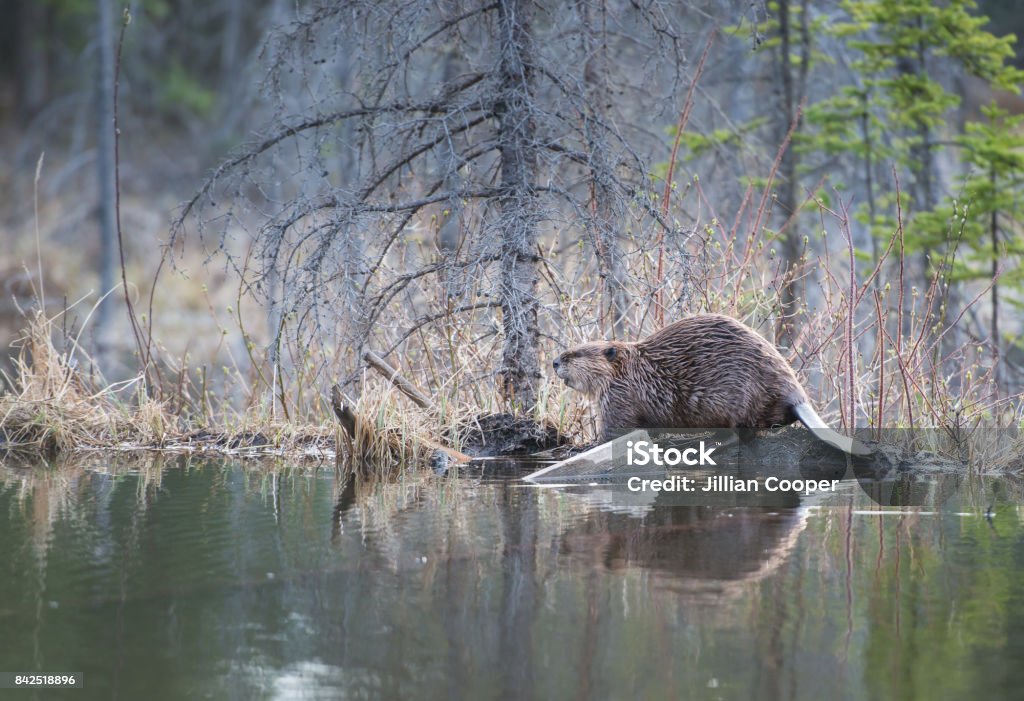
[342,383,439,471]
[0,305,445,467]
[0,311,171,455]
[3,148,1023,473]
[0,311,341,461]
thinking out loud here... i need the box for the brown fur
[553,314,810,441]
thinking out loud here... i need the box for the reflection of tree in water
[329,467,548,699]
[5,459,1023,699]
[329,467,811,697]
[287,470,1024,700]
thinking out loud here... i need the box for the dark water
[1,457,1023,700]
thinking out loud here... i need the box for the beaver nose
[552,357,561,370]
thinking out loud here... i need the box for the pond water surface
[1,456,1023,700]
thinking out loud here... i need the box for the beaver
[553,314,870,456]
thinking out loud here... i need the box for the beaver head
[552,341,630,397]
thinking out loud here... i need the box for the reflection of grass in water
[807,481,1024,701]
[341,469,452,537]
[0,455,170,567]
[0,462,87,558]
[0,453,170,500]
[330,466,595,586]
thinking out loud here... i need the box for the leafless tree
[94,0,117,370]
[174,0,694,412]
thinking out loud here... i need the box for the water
[1,456,1023,700]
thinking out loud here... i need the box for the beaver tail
[791,402,872,457]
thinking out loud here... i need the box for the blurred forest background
[2,0,1024,439]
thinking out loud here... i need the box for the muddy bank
[456,413,567,456]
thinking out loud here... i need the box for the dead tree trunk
[16,1,50,124]
[94,0,118,372]
[496,0,541,411]
[581,0,627,338]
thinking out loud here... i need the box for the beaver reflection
[559,504,807,597]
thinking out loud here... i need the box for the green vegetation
[804,0,1024,246]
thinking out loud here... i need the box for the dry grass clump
[334,381,442,472]
[0,312,177,456]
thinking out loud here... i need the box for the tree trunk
[219,0,243,88]
[94,0,118,373]
[496,0,541,411]
[581,0,627,338]
[437,42,464,256]
[16,1,50,124]
[906,31,961,366]
[774,0,808,346]
[859,90,880,288]
[991,168,1001,395]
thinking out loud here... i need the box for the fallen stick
[330,384,471,464]
[362,350,436,411]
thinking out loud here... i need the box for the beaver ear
[603,346,618,362]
